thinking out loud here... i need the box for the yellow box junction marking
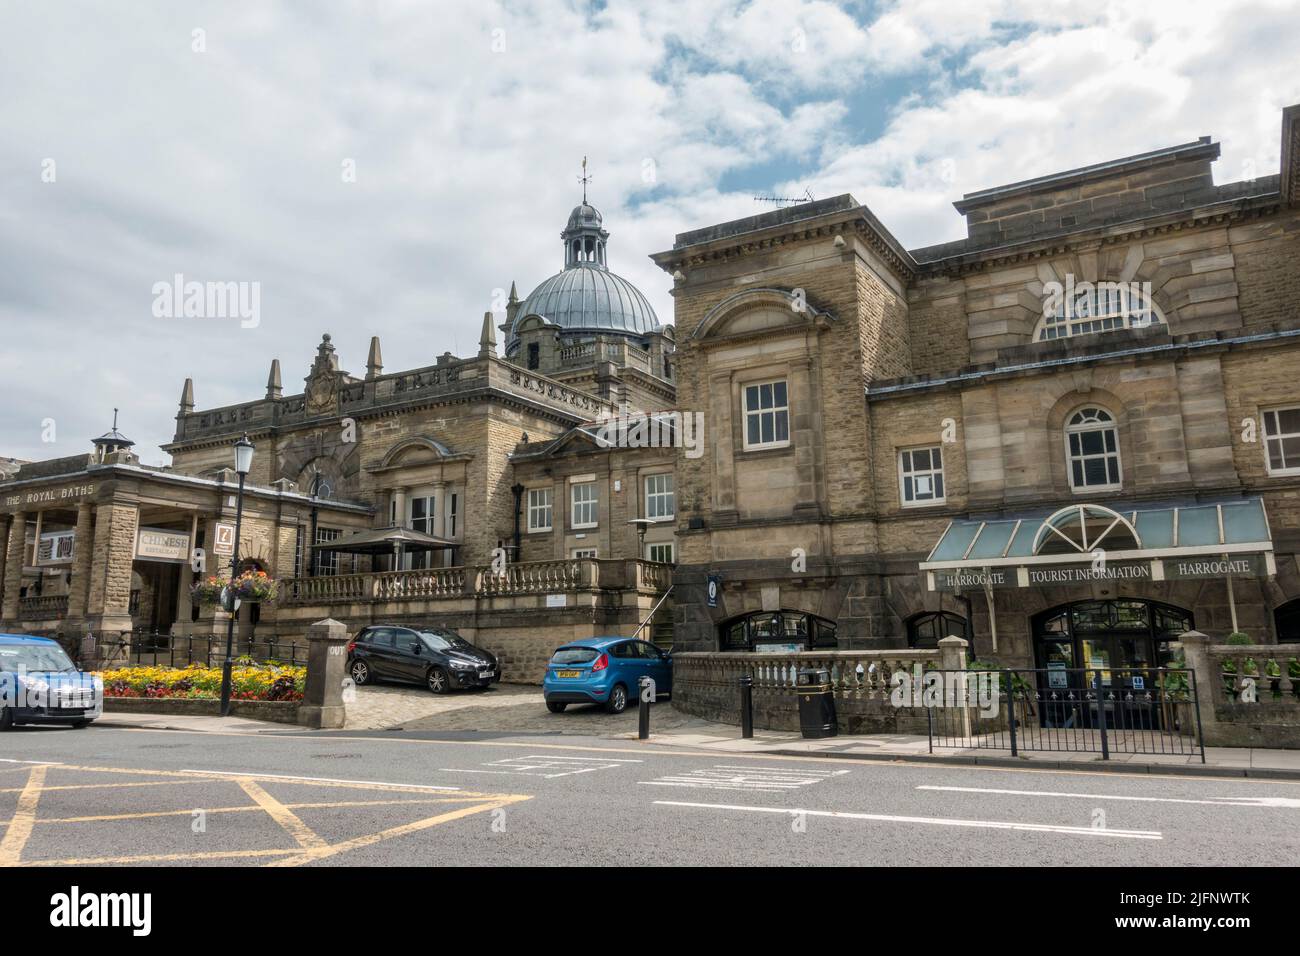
[0,761,530,867]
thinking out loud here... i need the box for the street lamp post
[219,433,255,717]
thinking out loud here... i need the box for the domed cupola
[563,202,609,268]
[508,177,659,355]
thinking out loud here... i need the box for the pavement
[5,715,1300,867]
[91,681,1300,779]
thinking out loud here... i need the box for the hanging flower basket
[190,576,228,607]
[231,569,279,604]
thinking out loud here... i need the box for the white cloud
[0,0,1296,467]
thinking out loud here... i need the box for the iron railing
[926,667,1204,762]
[121,633,308,668]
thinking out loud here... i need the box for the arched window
[906,611,968,650]
[1034,282,1164,341]
[719,610,837,651]
[1065,407,1121,491]
[1275,599,1300,642]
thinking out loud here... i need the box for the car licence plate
[556,669,582,678]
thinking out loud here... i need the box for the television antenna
[753,187,815,208]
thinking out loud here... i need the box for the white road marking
[439,754,641,779]
[640,765,849,793]
[0,758,65,765]
[180,769,460,791]
[656,800,1163,840]
[918,785,1300,809]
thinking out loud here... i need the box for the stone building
[0,201,677,678]
[659,102,1300,678]
[3,104,1299,685]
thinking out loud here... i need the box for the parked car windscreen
[551,647,599,664]
[0,643,76,673]
[417,631,455,650]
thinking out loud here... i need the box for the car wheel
[349,659,372,686]
[427,666,448,694]
[546,701,567,713]
[0,707,12,731]
[606,684,628,714]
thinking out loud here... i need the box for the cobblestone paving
[345,682,714,735]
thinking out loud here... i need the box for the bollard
[739,675,754,739]
[299,618,350,729]
[638,676,651,740]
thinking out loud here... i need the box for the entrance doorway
[1031,599,1193,729]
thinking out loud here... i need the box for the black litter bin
[796,667,837,738]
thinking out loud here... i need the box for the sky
[2,0,1299,465]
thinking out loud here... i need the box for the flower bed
[98,662,305,702]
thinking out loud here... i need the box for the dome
[566,203,603,231]
[513,265,659,347]
[507,198,660,352]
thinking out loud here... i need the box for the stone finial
[506,280,521,329]
[266,359,282,400]
[311,333,338,375]
[179,377,194,414]
[366,336,383,380]
[478,311,498,358]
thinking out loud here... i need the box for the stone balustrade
[1180,632,1300,748]
[18,594,70,620]
[1205,642,1300,702]
[671,646,954,734]
[280,558,668,607]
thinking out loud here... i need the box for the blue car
[0,634,103,730]
[543,636,672,714]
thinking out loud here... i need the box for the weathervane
[579,156,592,203]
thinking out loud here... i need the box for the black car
[346,625,500,694]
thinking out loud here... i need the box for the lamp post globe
[219,433,255,717]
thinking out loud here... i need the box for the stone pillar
[1,512,27,624]
[192,515,232,639]
[83,501,139,635]
[64,503,95,623]
[433,481,447,538]
[1178,630,1221,742]
[299,617,349,729]
[29,509,44,567]
[169,512,199,636]
[939,635,972,737]
[938,634,969,671]
[0,515,9,622]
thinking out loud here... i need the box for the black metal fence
[118,633,309,668]
[926,667,1204,763]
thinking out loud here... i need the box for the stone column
[64,503,95,624]
[29,509,44,567]
[392,487,408,570]
[1,512,27,624]
[938,634,969,671]
[83,501,139,636]
[191,515,233,640]
[0,515,9,622]
[1177,630,1222,743]
[168,513,198,637]
[299,617,349,729]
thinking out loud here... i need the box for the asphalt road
[3,723,1299,867]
